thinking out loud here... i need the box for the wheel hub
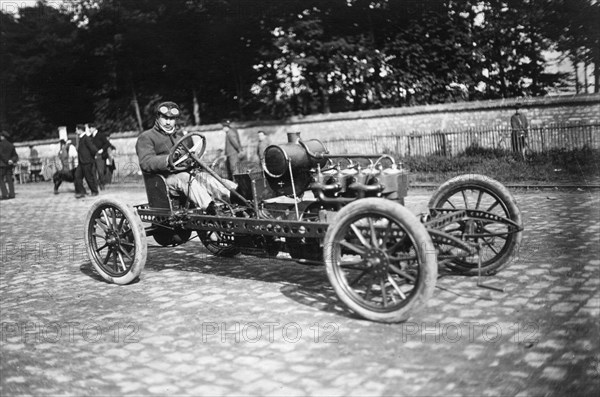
[365,248,389,277]
[106,231,119,247]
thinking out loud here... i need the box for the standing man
[256,130,270,164]
[74,124,99,198]
[136,101,234,210]
[53,139,76,194]
[510,104,529,159]
[90,126,110,190]
[0,132,18,200]
[222,120,244,179]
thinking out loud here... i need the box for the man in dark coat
[222,120,244,179]
[136,101,233,210]
[91,126,111,190]
[256,130,270,163]
[74,124,99,198]
[510,104,529,158]
[0,132,18,199]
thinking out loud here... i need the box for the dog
[53,168,76,194]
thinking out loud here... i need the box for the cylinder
[264,139,328,178]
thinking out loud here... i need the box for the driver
[136,101,233,209]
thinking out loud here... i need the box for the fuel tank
[264,140,328,178]
[263,133,329,196]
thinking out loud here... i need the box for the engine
[260,132,409,204]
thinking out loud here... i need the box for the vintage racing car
[84,131,523,323]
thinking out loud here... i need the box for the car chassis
[85,132,523,323]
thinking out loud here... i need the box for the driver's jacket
[136,125,185,175]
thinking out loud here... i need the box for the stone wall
[13,93,600,174]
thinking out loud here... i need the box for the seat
[142,172,174,210]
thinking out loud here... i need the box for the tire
[152,228,192,247]
[428,174,523,275]
[84,198,147,284]
[323,198,437,323]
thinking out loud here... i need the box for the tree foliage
[0,0,595,141]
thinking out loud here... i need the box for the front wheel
[323,198,437,323]
[428,174,523,275]
[84,198,147,284]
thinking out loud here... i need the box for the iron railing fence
[321,123,600,157]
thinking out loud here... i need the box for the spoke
[119,228,133,239]
[95,243,108,252]
[388,254,419,262]
[380,279,388,307]
[118,245,133,260]
[111,208,117,229]
[388,234,409,254]
[120,241,135,248]
[381,221,393,247]
[350,224,371,248]
[389,264,416,282]
[349,269,369,286]
[117,252,127,271]
[486,200,500,212]
[102,248,113,266]
[369,218,379,248]
[475,190,483,209]
[339,259,368,269]
[189,141,203,153]
[364,281,373,301]
[444,199,456,209]
[112,249,118,271]
[387,275,407,300]
[481,239,500,255]
[117,213,125,231]
[461,190,469,209]
[174,153,190,166]
[102,209,112,232]
[92,233,107,240]
[339,240,366,255]
[481,227,509,239]
[95,218,109,233]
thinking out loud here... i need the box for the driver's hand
[182,158,195,169]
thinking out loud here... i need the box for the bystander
[0,132,18,199]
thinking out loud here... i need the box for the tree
[0,2,91,141]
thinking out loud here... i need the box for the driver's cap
[156,101,180,118]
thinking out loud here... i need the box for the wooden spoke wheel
[84,198,147,284]
[428,174,523,275]
[323,198,437,323]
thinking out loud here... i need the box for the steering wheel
[168,132,207,171]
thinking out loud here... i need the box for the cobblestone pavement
[1,182,599,396]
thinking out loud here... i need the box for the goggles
[157,103,180,118]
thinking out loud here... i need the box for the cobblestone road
[1,182,599,396]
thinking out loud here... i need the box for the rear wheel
[85,198,147,284]
[198,230,240,257]
[428,174,523,275]
[152,228,192,247]
[323,198,437,323]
